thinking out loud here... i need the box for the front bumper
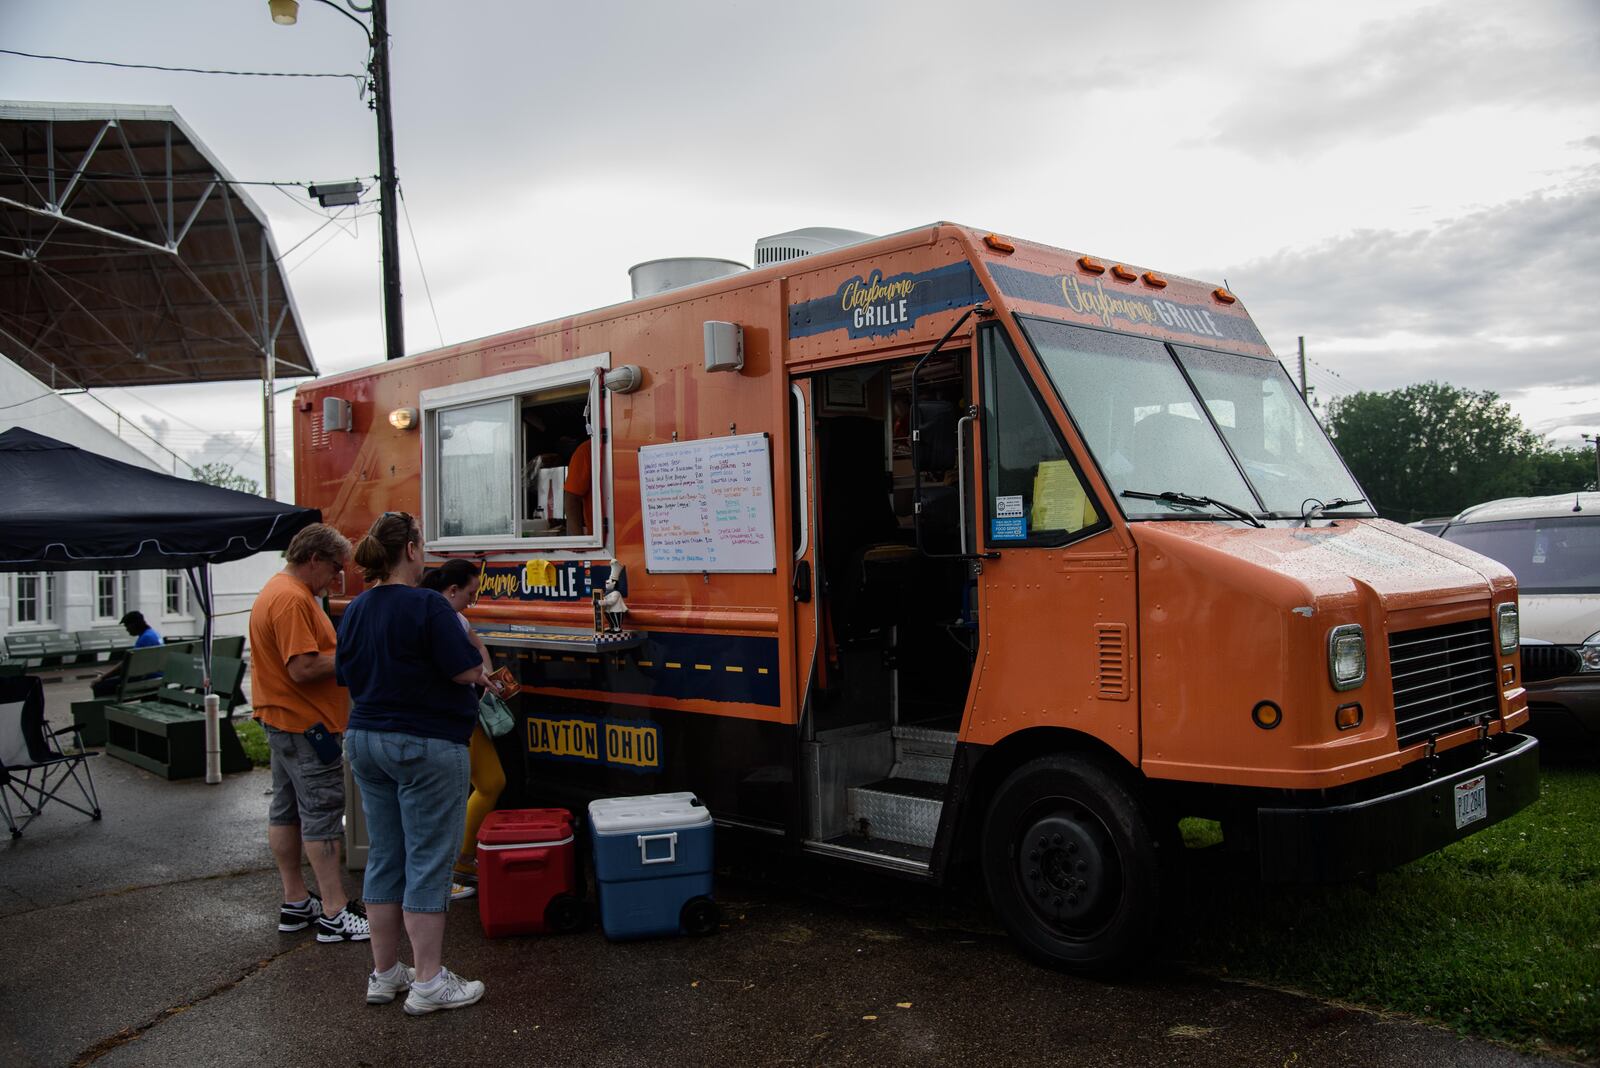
[1256,732,1540,882]
[1526,674,1600,738]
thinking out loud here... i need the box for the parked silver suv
[1441,493,1600,748]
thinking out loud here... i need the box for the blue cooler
[588,792,719,940]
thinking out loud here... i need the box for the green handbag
[477,691,515,739]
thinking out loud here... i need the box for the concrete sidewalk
[1,670,1566,1068]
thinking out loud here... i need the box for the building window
[95,571,127,621]
[421,354,607,551]
[164,571,191,617]
[11,572,55,626]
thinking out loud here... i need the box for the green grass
[1173,768,1600,1058]
[234,717,270,768]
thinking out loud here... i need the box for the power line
[399,183,444,348]
[0,48,366,85]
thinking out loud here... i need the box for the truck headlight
[1496,603,1519,654]
[1328,624,1366,691]
[1580,630,1600,673]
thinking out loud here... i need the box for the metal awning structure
[0,101,316,388]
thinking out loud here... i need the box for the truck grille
[1388,619,1500,749]
[1519,643,1580,683]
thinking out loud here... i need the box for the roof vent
[753,227,877,267]
[628,257,748,300]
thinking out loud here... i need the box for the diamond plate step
[891,726,957,784]
[846,777,944,849]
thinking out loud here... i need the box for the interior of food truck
[800,352,978,868]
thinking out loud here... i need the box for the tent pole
[189,563,222,785]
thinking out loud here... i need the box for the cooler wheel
[544,893,586,934]
[680,896,720,937]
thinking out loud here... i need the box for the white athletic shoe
[367,962,415,1005]
[403,967,485,1015]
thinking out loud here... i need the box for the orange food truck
[296,223,1539,970]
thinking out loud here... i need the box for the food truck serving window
[419,353,608,551]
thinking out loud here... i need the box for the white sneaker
[367,962,415,1005]
[403,967,485,1015]
[315,900,372,943]
[449,881,477,902]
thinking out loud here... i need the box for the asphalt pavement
[0,670,1572,1068]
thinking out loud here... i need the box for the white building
[0,353,281,653]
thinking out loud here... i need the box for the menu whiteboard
[638,433,776,573]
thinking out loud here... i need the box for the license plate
[1454,775,1487,830]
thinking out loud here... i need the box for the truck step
[846,777,944,850]
[891,726,957,784]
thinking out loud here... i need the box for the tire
[680,896,720,937]
[981,752,1168,973]
[544,894,585,935]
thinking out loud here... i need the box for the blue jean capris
[345,727,469,914]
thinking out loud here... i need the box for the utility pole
[272,0,403,362]
[1584,433,1599,492]
[370,0,404,362]
[1298,336,1308,400]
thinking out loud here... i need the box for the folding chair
[0,674,103,838]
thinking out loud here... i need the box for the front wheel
[981,752,1169,973]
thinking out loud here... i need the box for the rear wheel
[680,896,720,937]
[544,894,585,934]
[981,752,1167,972]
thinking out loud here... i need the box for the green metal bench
[3,632,79,669]
[69,641,196,748]
[104,653,253,780]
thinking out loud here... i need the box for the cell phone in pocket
[302,722,342,765]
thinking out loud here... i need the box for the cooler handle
[638,831,678,865]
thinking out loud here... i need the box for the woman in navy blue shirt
[337,511,490,1015]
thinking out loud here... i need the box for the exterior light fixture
[308,180,365,208]
[268,0,299,24]
[388,406,418,430]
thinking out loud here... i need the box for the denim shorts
[265,724,345,841]
[345,728,470,914]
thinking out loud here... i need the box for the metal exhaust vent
[753,227,877,267]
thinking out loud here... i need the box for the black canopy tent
[0,427,320,683]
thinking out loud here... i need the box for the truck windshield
[1020,317,1365,520]
[1171,344,1364,516]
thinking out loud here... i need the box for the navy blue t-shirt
[335,584,481,744]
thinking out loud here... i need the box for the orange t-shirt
[249,571,347,733]
[563,437,592,497]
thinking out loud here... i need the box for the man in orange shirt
[563,435,592,536]
[250,523,369,942]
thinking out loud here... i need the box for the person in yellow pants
[419,560,505,901]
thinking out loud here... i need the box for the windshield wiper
[1301,496,1369,522]
[1122,489,1265,528]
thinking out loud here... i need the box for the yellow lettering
[840,271,920,313]
[1060,275,1158,330]
[603,724,661,769]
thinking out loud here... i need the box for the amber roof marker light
[983,234,1016,254]
[1141,271,1167,288]
[1110,263,1138,282]
[1213,287,1238,304]
[1077,255,1107,274]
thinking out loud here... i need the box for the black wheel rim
[1011,797,1123,941]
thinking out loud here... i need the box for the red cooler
[476,808,582,938]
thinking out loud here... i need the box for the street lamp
[1584,433,1599,493]
[268,0,404,363]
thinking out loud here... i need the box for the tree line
[1325,382,1597,522]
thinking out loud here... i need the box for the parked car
[1441,493,1600,749]
[1407,517,1453,536]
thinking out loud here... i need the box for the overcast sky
[2,0,1597,492]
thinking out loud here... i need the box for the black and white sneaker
[316,899,372,943]
[279,892,323,933]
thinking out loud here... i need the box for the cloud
[1230,174,1600,394]
[1207,0,1600,158]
